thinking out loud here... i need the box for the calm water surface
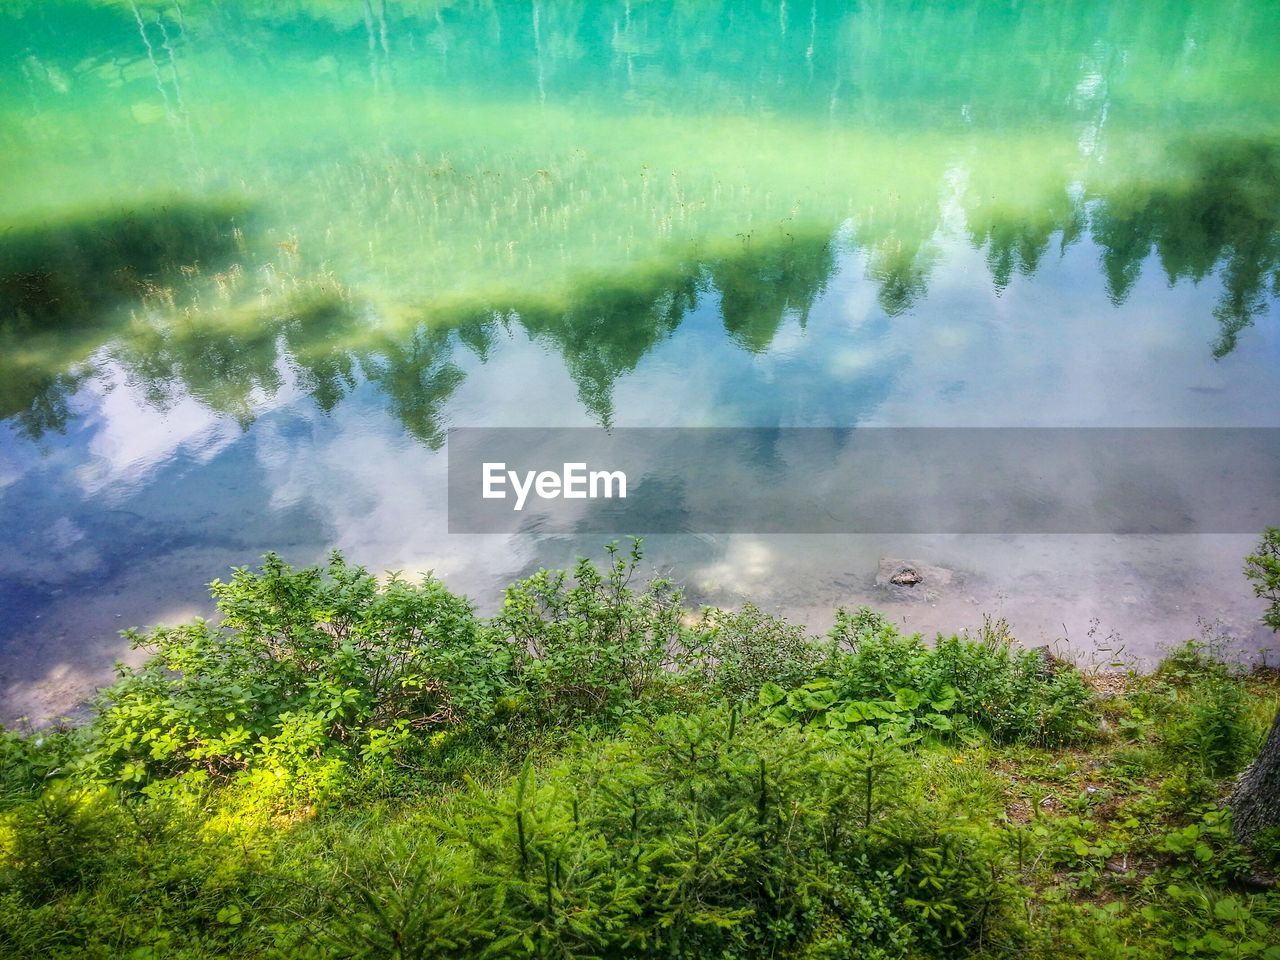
[3,1,1280,721]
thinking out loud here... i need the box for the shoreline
[6,544,1276,730]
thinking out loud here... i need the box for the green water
[2,0,1279,721]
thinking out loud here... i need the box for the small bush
[79,552,505,795]
[1141,641,1256,781]
[0,727,80,810]
[827,606,925,695]
[1244,527,1280,633]
[822,611,1097,747]
[1158,675,1253,779]
[690,601,821,700]
[0,788,121,904]
[1154,639,1232,686]
[494,539,688,726]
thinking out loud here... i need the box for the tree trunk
[1230,709,1280,845]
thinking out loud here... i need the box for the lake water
[3,0,1279,723]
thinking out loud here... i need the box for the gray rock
[874,558,954,603]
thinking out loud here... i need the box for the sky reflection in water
[2,0,1279,720]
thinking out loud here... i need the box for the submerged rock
[889,567,922,586]
[874,558,954,602]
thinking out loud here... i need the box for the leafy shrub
[494,540,688,725]
[922,621,1097,747]
[690,601,821,700]
[758,677,958,742]
[821,611,1097,747]
[79,552,505,793]
[1157,808,1254,886]
[1244,527,1280,632]
[0,727,80,810]
[1158,675,1253,778]
[1142,642,1255,780]
[827,606,925,695]
[1154,639,1232,686]
[1138,884,1280,959]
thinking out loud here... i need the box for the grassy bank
[2,542,1278,959]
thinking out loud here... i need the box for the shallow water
[2,1,1279,722]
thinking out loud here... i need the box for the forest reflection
[10,0,1274,126]
[2,136,1278,442]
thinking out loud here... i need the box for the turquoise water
[2,0,1279,720]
